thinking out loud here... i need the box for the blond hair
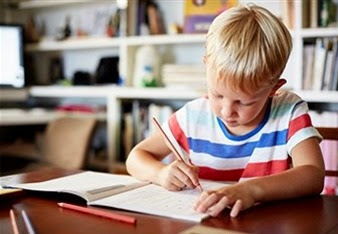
[205,4,292,93]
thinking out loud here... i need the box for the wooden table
[1,168,338,234]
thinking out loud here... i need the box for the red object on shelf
[56,105,96,113]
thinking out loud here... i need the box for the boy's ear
[269,79,286,97]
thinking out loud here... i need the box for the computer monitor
[0,24,25,88]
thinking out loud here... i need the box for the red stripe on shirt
[242,160,290,178]
[288,114,312,140]
[168,114,190,152]
[198,167,244,182]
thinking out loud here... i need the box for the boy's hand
[193,182,256,218]
[157,160,200,191]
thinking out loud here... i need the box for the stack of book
[302,0,337,28]
[161,64,206,90]
[121,101,174,160]
[302,38,338,91]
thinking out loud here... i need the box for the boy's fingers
[194,191,210,209]
[207,196,229,217]
[172,164,195,188]
[177,162,199,187]
[171,176,186,188]
[230,200,242,218]
[195,193,218,213]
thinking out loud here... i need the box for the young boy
[126,4,325,218]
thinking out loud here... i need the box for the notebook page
[6,171,144,202]
[91,180,228,222]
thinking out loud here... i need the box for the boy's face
[206,64,282,133]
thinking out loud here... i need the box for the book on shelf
[4,171,229,222]
[122,112,134,157]
[302,0,311,28]
[312,38,328,91]
[161,64,206,89]
[121,102,175,163]
[131,0,166,36]
[307,0,337,28]
[183,0,237,33]
[310,0,319,28]
[146,1,165,35]
[281,0,294,29]
[122,102,174,154]
[303,38,338,91]
[322,50,334,90]
[147,103,173,136]
[302,44,315,90]
[318,0,337,27]
[329,38,338,91]
[127,0,138,36]
[131,100,144,145]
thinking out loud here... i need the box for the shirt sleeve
[162,106,190,158]
[286,100,322,155]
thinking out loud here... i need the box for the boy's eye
[212,93,223,99]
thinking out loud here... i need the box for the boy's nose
[221,105,235,119]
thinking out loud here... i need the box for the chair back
[316,127,338,177]
[43,117,96,169]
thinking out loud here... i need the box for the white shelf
[0,108,106,126]
[30,85,117,97]
[29,86,206,100]
[300,28,338,38]
[114,87,206,99]
[25,37,124,52]
[24,28,337,53]
[25,34,206,52]
[126,34,206,46]
[24,28,336,53]
[28,86,338,103]
[294,90,338,103]
[18,0,100,9]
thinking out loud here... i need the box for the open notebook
[5,171,228,222]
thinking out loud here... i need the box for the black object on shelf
[95,57,119,84]
[73,71,92,85]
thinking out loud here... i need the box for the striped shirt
[162,90,321,182]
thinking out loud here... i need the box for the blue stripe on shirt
[188,129,288,158]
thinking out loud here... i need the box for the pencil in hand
[152,117,203,191]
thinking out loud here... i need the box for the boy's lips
[225,119,236,124]
[224,119,238,125]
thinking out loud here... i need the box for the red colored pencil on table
[57,202,136,225]
[9,209,19,234]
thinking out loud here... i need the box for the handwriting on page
[93,180,227,221]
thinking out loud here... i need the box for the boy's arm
[248,137,325,202]
[126,131,200,190]
[195,137,325,217]
[126,131,171,183]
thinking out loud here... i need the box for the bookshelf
[13,0,337,91]
[21,85,338,169]
[1,0,338,170]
